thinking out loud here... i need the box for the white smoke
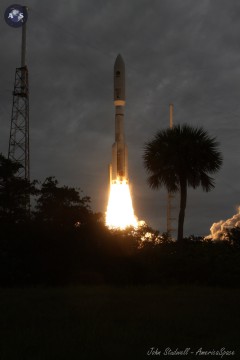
[206,206,240,240]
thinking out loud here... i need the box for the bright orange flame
[106,178,138,229]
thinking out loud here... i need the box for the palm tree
[143,124,222,241]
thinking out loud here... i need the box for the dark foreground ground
[0,285,239,360]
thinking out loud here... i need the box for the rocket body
[110,54,128,183]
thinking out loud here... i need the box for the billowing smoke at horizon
[206,206,240,240]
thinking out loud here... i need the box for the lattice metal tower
[166,104,176,236]
[8,10,29,181]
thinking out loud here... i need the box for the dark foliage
[224,226,240,248]
[1,154,240,288]
[34,176,94,228]
[1,220,240,287]
[143,125,222,241]
[0,154,37,224]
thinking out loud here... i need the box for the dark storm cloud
[1,0,240,235]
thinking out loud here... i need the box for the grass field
[0,285,239,359]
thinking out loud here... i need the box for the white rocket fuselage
[110,54,128,184]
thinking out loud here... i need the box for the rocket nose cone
[114,54,125,68]
[114,54,125,101]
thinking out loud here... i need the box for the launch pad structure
[8,7,30,181]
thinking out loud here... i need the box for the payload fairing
[109,54,128,184]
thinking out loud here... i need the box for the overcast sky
[1,0,240,236]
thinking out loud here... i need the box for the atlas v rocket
[109,54,128,184]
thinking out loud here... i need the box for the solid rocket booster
[110,54,128,184]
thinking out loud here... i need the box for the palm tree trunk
[177,178,187,242]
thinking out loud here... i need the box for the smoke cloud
[206,206,240,240]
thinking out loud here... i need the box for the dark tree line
[1,151,240,288]
[0,154,98,228]
[0,153,103,286]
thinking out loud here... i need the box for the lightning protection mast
[166,104,176,238]
[5,5,29,181]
